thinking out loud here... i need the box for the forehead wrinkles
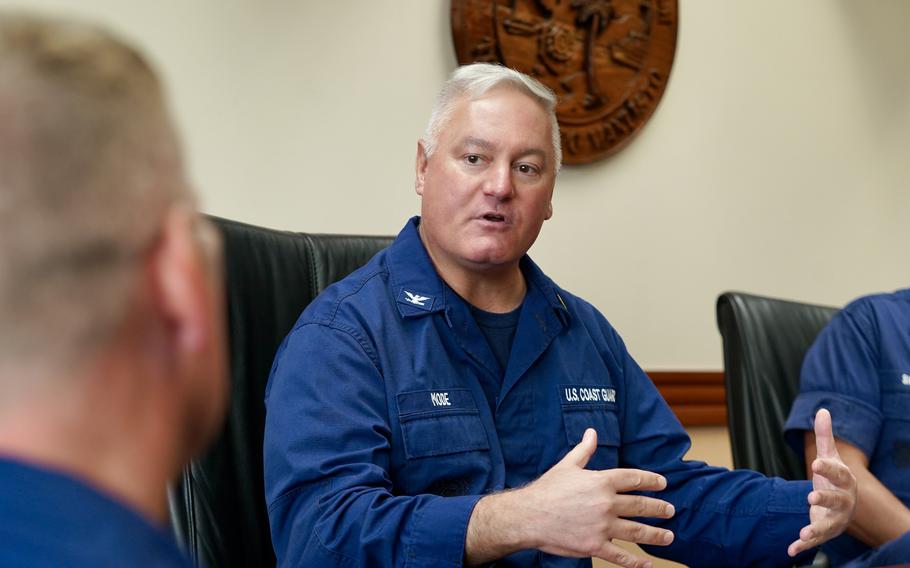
[447,91,552,156]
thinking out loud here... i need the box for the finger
[561,428,598,469]
[808,489,851,510]
[611,518,675,547]
[812,458,853,488]
[804,517,834,542]
[612,494,676,519]
[787,523,824,558]
[606,469,668,493]
[595,540,654,568]
[813,408,835,459]
[799,515,837,546]
[789,515,826,557]
[788,536,815,558]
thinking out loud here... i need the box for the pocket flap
[563,407,621,448]
[397,389,490,459]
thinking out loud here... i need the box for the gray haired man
[264,63,857,568]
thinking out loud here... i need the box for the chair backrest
[169,217,392,568]
[716,291,838,480]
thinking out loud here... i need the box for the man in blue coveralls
[264,63,857,568]
[0,11,228,567]
[785,290,910,567]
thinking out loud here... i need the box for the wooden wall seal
[452,0,678,164]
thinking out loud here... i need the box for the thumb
[814,408,836,459]
[562,428,598,469]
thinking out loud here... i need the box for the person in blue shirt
[0,12,228,568]
[263,63,857,568]
[785,290,910,567]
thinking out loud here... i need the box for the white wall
[9,0,910,369]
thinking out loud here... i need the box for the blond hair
[0,11,189,371]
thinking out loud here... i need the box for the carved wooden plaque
[452,0,678,164]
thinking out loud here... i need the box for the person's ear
[545,201,553,220]
[149,205,212,356]
[415,140,429,197]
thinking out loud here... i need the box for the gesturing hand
[788,408,857,557]
[521,428,676,568]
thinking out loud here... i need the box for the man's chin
[461,250,520,272]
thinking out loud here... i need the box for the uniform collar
[387,217,447,318]
[387,216,571,326]
[519,255,572,327]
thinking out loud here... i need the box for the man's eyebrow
[515,147,547,161]
[458,136,496,151]
[459,137,548,162]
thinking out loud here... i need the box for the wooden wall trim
[645,371,726,427]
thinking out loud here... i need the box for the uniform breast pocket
[881,388,910,421]
[880,386,910,470]
[397,389,490,460]
[562,406,621,470]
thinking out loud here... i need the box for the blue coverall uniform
[264,217,813,567]
[0,458,192,568]
[785,289,910,566]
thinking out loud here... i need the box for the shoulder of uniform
[297,265,391,329]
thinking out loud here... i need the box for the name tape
[560,385,616,405]
[397,388,476,417]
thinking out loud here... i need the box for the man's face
[415,86,556,275]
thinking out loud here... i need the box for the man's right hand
[465,428,675,568]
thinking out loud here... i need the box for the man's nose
[482,163,514,200]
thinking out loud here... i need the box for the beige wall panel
[11,0,909,369]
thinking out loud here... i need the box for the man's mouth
[482,213,505,223]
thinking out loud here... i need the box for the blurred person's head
[0,10,227,520]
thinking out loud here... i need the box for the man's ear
[545,201,553,220]
[415,140,429,197]
[149,205,210,355]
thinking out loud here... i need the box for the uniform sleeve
[263,323,480,568]
[603,328,813,568]
[784,302,882,459]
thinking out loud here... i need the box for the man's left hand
[788,408,858,557]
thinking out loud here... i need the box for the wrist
[513,484,553,550]
[466,488,537,564]
[495,486,538,550]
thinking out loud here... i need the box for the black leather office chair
[716,291,839,480]
[169,217,392,568]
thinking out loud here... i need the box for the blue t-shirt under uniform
[0,457,193,568]
[470,302,522,410]
[784,288,910,566]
